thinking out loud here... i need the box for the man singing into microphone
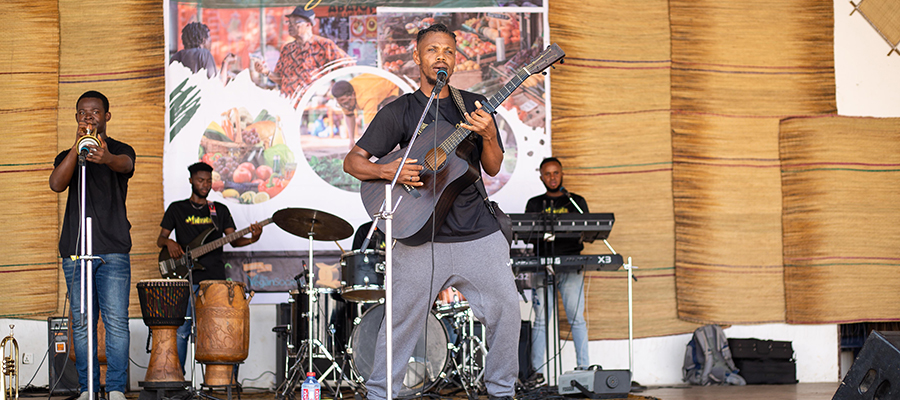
[50,91,135,400]
[525,157,591,382]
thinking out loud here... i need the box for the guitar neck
[441,69,531,152]
[189,217,272,258]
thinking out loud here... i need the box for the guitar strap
[446,86,502,219]
[207,202,220,232]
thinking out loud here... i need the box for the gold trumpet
[1,325,17,400]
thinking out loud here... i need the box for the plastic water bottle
[301,372,320,400]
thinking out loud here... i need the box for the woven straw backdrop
[550,0,701,339]
[0,1,62,317]
[670,0,835,324]
[781,116,900,324]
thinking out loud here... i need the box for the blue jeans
[176,284,200,371]
[531,270,589,373]
[62,253,131,393]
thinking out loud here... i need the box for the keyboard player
[525,157,591,380]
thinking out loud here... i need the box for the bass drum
[348,304,449,397]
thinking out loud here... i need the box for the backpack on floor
[682,324,746,385]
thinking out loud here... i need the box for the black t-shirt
[524,192,590,256]
[356,89,503,243]
[160,199,237,282]
[55,137,135,258]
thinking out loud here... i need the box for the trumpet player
[49,91,134,400]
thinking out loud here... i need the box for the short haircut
[331,80,354,98]
[416,22,456,44]
[539,157,562,169]
[77,91,110,113]
[181,22,210,49]
[189,161,214,177]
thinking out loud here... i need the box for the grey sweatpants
[365,230,520,399]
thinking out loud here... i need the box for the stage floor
[39,383,840,400]
[640,382,838,400]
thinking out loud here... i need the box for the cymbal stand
[276,231,350,400]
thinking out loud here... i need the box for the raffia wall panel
[0,1,61,317]
[670,0,835,324]
[550,0,701,339]
[56,0,165,317]
[781,116,900,323]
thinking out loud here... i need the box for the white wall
[1,311,838,390]
[552,324,839,385]
[835,0,900,117]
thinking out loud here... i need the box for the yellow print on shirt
[185,215,213,225]
[542,205,571,214]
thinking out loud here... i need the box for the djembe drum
[137,279,191,383]
[194,280,251,387]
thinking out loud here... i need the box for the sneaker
[523,372,545,388]
[77,392,91,400]
[109,391,126,400]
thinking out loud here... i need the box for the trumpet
[1,325,17,400]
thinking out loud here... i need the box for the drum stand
[276,236,353,400]
[442,309,487,398]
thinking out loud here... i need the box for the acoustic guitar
[158,218,272,279]
[359,44,565,246]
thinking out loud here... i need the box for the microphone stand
[75,152,102,398]
[359,72,447,400]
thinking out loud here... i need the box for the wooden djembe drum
[194,280,251,387]
[137,279,191,383]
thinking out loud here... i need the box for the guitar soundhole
[423,148,447,171]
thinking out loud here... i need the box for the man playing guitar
[157,161,263,371]
[343,23,520,400]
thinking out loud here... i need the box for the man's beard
[543,176,563,193]
[192,186,209,199]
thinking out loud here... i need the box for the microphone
[559,186,585,214]
[432,69,448,94]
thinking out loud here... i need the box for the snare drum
[434,286,469,315]
[348,304,449,397]
[340,249,385,303]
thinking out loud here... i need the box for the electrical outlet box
[22,352,33,364]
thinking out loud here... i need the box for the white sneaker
[109,391,126,400]
[78,392,91,400]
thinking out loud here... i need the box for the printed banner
[165,2,552,290]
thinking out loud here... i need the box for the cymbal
[273,208,353,241]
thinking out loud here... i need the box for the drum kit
[270,208,490,400]
[133,207,488,400]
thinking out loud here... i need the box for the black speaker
[834,330,900,399]
[48,317,79,395]
[275,302,292,388]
